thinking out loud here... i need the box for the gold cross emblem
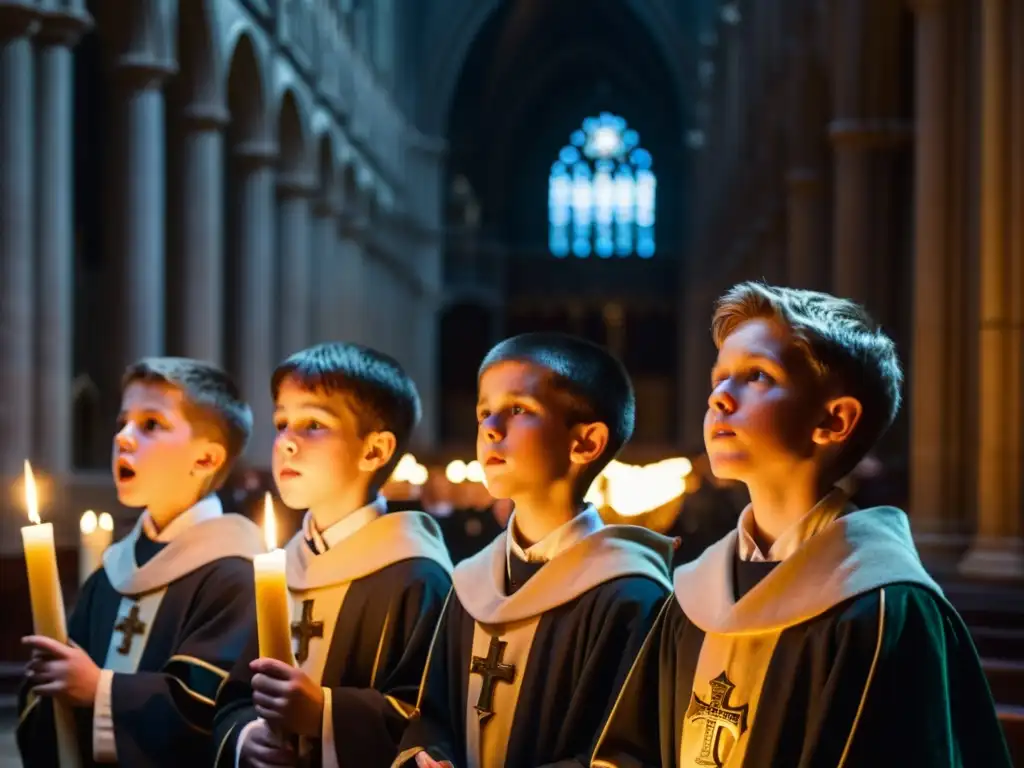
[685,672,749,767]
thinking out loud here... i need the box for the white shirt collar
[505,504,604,574]
[141,494,223,543]
[302,495,387,553]
[736,487,849,562]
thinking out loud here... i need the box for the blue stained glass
[548,113,656,258]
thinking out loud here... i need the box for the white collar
[736,487,849,562]
[302,495,387,553]
[505,504,603,577]
[141,494,223,543]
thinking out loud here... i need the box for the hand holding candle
[254,493,294,665]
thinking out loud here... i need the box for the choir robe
[591,505,1014,767]
[393,524,675,768]
[17,497,265,767]
[213,510,454,768]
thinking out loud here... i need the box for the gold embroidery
[685,672,749,767]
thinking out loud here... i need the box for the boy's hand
[414,752,454,768]
[240,719,296,768]
[249,658,324,737]
[22,635,101,708]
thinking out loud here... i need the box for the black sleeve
[211,617,260,767]
[326,560,452,765]
[823,584,1013,768]
[589,598,677,768]
[555,577,668,767]
[393,588,464,767]
[16,570,101,767]
[109,558,257,767]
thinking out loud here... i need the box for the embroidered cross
[290,599,323,664]
[113,603,147,655]
[685,671,749,767]
[469,635,516,724]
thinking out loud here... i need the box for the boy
[213,342,453,767]
[18,357,266,766]
[592,283,1012,766]
[394,332,675,768]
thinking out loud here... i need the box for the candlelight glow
[446,460,467,484]
[263,492,278,551]
[465,460,485,484]
[99,512,114,531]
[80,510,97,534]
[24,460,40,525]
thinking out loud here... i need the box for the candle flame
[80,510,97,534]
[263,492,277,551]
[99,512,114,532]
[24,460,40,525]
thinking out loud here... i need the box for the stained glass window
[549,112,656,258]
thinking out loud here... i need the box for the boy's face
[272,378,369,511]
[113,381,214,513]
[704,318,825,484]
[476,361,576,500]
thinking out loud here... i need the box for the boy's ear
[193,441,227,478]
[569,422,610,466]
[359,431,398,473]
[812,395,862,446]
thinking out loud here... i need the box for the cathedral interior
[1,0,1023,760]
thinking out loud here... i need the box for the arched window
[549,112,656,258]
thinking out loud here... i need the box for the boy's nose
[708,388,736,414]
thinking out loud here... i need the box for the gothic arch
[171,0,222,110]
[417,0,691,135]
[277,89,312,179]
[225,30,272,144]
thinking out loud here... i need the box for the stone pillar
[960,0,1024,578]
[277,175,314,357]
[907,0,960,566]
[174,103,228,365]
[338,214,367,346]
[0,5,37,475]
[108,56,173,374]
[785,169,824,290]
[233,141,278,463]
[33,8,91,475]
[310,200,338,343]
[828,125,875,308]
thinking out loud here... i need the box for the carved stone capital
[35,6,92,47]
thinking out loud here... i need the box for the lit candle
[19,460,81,766]
[253,493,294,665]
[79,510,114,586]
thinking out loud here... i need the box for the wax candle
[254,493,294,665]
[19,460,81,767]
[79,510,114,585]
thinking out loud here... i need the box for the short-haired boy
[592,283,1012,766]
[18,357,266,766]
[213,342,453,767]
[394,332,674,768]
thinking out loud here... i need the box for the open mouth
[484,456,506,466]
[116,461,136,481]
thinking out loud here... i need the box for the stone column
[108,56,173,374]
[175,103,228,365]
[310,200,338,343]
[960,0,1024,578]
[828,124,875,308]
[338,214,367,346]
[233,141,278,463]
[907,0,960,566]
[277,174,314,357]
[0,5,37,475]
[33,8,91,475]
[785,169,824,290]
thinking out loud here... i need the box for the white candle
[79,510,114,585]
[19,460,81,767]
[253,493,294,665]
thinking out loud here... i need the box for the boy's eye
[274,420,287,432]
[510,404,525,416]
[477,409,491,422]
[142,418,160,432]
[748,369,774,384]
[307,420,324,431]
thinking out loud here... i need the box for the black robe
[213,510,453,768]
[18,504,265,767]
[393,524,675,768]
[591,506,1014,767]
